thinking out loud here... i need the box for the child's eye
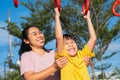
[38,31,43,34]
[64,42,68,45]
[32,32,36,35]
[65,43,68,45]
[39,32,42,34]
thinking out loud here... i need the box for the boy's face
[63,38,78,57]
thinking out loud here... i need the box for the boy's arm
[54,8,63,54]
[83,11,97,52]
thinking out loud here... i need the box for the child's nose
[37,33,42,37]
[69,44,73,47]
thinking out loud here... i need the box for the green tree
[110,67,120,79]
[0,75,4,80]
[0,0,120,80]
[89,0,120,79]
[3,70,21,80]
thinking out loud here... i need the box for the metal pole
[4,61,7,79]
[8,10,13,69]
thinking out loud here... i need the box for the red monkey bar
[14,0,18,8]
[112,0,120,17]
[82,0,90,15]
[54,0,61,12]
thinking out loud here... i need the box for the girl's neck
[32,47,46,55]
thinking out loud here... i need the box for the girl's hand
[84,56,91,67]
[55,57,68,69]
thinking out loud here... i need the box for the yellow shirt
[56,45,95,80]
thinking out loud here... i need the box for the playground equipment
[14,0,90,15]
[82,0,90,15]
[54,0,61,12]
[14,0,18,8]
[112,0,120,17]
[14,0,119,17]
[54,0,90,15]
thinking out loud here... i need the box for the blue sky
[0,0,120,77]
[0,0,30,76]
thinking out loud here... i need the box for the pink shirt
[20,50,60,80]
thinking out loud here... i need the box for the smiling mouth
[68,48,75,52]
[38,38,44,43]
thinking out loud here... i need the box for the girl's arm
[54,8,64,54]
[83,11,97,52]
[24,64,58,80]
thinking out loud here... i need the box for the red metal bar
[14,0,18,8]
[112,0,120,17]
[54,0,61,12]
[82,0,90,15]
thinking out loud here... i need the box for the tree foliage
[1,0,120,79]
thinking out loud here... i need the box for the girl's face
[63,38,78,56]
[24,27,45,49]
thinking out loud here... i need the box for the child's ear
[23,39,29,44]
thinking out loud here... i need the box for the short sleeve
[20,52,34,75]
[55,47,67,59]
[79,45,95,57]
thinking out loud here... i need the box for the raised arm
[83,11,97,51]
[54,8,63,54]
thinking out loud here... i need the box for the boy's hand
[82,10,90,20]
[54,7,60,17]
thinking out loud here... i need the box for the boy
[54,7,97,80]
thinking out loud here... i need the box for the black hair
[63,34,82,50]
[19,25,35,57]
[19,25,47,57]
[63,34,74,40]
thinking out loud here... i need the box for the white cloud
[0,21,9,44]
[0,66,4,77]
[0,21,7,27]
[0,29,8,43]
[89,71,120,79]
[107,39,120,52]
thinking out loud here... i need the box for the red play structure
[82,0,90,15]
[54,0,61,12]
[112,0,120,17]
[54,0,90,15]
[14,0,18,8]
[13,0,120,17]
